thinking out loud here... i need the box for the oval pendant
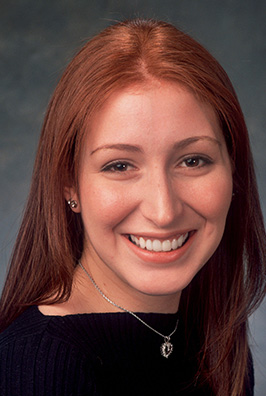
[160,340,173,358]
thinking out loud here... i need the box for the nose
[139,169,182,228]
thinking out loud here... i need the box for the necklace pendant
[160,338,173,358]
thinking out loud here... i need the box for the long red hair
[1,19,265,395]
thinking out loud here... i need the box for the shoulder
[0,305,83,352]
[0,306,99,396]
[0,306,50,342]
[0,305,96,350]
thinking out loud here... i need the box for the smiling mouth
[128,232,190,252]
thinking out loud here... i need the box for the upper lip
[126,230,193,241]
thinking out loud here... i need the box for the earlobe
[67,198,78,209]
[64,187,80,213]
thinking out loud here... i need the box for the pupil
[116,163,126,171]
[187,158,198,166]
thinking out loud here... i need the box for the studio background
[0,1,265,394]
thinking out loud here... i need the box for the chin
[129,272,196,298]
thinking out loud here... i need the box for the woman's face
[69,81,233,309]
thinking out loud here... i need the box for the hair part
[1,19,265,395]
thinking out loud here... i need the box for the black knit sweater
[0,306,254,395]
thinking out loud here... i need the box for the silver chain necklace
[79,261,178,358]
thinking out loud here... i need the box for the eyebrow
[172,136,222,150]
[90,136,222,156]
[90,143,143,155]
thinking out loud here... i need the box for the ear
[64,186,81,213]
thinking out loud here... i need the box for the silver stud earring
[67,199,78,209]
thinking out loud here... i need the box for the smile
[129,233,189,252]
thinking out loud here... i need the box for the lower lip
[123,232,195,264]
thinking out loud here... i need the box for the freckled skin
[67,81,233,313]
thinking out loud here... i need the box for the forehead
[84,81,223,148]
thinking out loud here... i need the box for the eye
[180,156,212,168]
[101,161,134,173]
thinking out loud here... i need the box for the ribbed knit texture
[0,306,254,395]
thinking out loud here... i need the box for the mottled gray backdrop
[0,0,265,394]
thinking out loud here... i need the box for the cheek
[80,182,136,228]
[181,173,233,221]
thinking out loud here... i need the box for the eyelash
[179,155,213,168]
[101,156,212,173]
[101,161,134,173]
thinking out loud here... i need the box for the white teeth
[153,240,161,252]
[162,240,171,252]
[146,239,153,251]
[132,235,139,247]
[139,237,146,249]
[172,239,179,250]
[129,233,189,252]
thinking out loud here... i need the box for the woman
[0,19,265,396]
